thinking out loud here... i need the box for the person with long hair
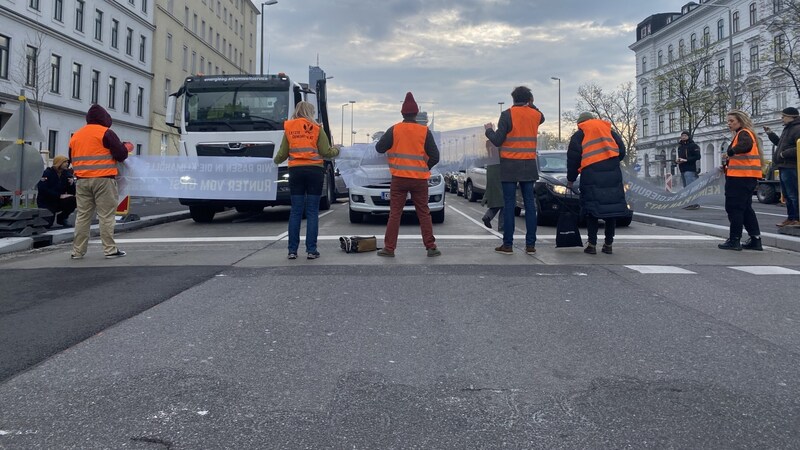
[719,110,763,251]
[273,101,339,259]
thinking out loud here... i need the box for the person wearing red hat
[375,92,441,257]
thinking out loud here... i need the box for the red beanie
[401,92,419,115]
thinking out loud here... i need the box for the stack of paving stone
[0,209,52,237]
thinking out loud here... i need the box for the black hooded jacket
[676,138,701,173]
[766,117,800,169]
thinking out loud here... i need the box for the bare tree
[761,0,800,100]
[564,82,638,166]
[11,32,51,127]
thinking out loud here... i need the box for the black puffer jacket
[766,118,800,169]
[676,139,701,173]
[37,167,75,209]
[567,128,628,219]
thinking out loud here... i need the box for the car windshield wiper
[193,120,236,131]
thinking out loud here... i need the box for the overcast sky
[254,0,678,145]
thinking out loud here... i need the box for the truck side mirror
[165,95,177,127]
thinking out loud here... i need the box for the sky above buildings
[254,0,678,144]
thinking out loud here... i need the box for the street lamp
[704,1,735,110]
[340,103,349,146]
[498,101,504,115]
[550,77,561,142]
[349,100,356,146]
[259,0,278,75]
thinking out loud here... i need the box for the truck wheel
[431,208,445,224]
[349,207,364,223]
[189,205,215,223]
[756,184,778,204]
[465,182,478,202]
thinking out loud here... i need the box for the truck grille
[196,143,274,157]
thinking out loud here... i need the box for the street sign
[633,163,642,172]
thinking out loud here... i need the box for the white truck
[165,67,335,222]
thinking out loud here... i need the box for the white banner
[117,156,279,201]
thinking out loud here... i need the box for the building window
[668,45,674,62]
[125,28,133,55]
[200,55,205,72]
[94,9,103,41]
[669,112,677,133]
[142,0,148,13]
[164,78,171,108]
[53,0,63,21]
[191,50,196,73]
[658,82,665,101]
[91,70,100,103]
[47,129,58,159]
[717,19,725,41]
[690,33,697,51]
[703,26,711,46]
[679,39,685,57]
[773,0,782,13]
[50,54,61,93]
[28,0,40,11]
[75,0,84,32]
[749,3,757,26]
[774,34,786,62]
[718,58,726,81]
[749,45,759,72]
[111,19,119,49]
[136,143,142,155]
[679,110,687,131]
[658,115,665,134]
[733,52,742,77]
[642,87,648,106]
[136,86,144,116]
[732,11,740,33]
[0,35,11,80]
[165,33,173,61]
[704,63,711,85]
[751,91,761,116]
[123,82,131,113]
[182,45,188,71]
[658,50,663,67]
[71,62,81,99]
[25,45,38,87]
[139,35,146,62]
[777,91,787,110]
[108,76,116,109]
[642,117,649,137]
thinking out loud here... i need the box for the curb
[634,212,800,253]
[0,211,191,256]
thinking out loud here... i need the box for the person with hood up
[566,112,627,255]
[37,155,76,227]
[676,130,701,209]
[69,104,130,259]
[375,92,441,257]
[764,107,800,227]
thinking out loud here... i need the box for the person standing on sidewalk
[719,110,763,251]
[676,130,701,209]
[375,92,441,258]
[566,112,627,255]
[484,86,544,256]
[273,101,340,260]
[69,104,130,260]
[764,107,800,228]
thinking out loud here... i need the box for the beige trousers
[72,177,119,256]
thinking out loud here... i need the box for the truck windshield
[184,87,289,132]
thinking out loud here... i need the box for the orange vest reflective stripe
[388,122,429,179]
[727,129,762,178]
[284,118,322,167]
[69,124,118,178]
[500,106,540,160]
[577,119,620,172]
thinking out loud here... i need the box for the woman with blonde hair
[719,110,763,251]
[273,101,339,259]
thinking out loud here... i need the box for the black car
[517,151,633,227]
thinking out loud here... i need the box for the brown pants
[383,176,436,252]
[72,177,120,257]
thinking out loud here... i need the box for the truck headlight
[428,175,442,187]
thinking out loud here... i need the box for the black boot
[742,236,763,251]
[718,238,742,251]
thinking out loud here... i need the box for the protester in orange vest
[375,92,441,257]
[68,104,130,260]
[719,110,763,251]
[485,86,545,255]
[274,101,339,260]
[566,112,627,255]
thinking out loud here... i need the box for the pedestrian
[763,107,800,228]
[484,86,544,255]
[273,101,340,260]
[69,104,130,260]
[37,155,76,228]
[481,140,504,232]
[719,110,763,251]
[676,130,701,209]
[566,112,627,255]
[375,92,441,257]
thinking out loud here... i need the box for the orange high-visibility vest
[387,122,430,179]
[69,124,118,178]
[500,106,541,160]
[727,129,762,178]
[284,118,322,167]
[577,119,620,172]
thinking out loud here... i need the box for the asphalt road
[1,193,799,448]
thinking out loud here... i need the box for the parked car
[516,151,633,227]
[333,164,349,200]
[455,170,467,197]
[348,167,446,224]
[444,171,460,193]
[463,165,487,202]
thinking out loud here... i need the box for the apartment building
[629,0,798,180]
[149,0,259,156]
[0,0,154,161]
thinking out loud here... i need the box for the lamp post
[349,100,356,146]
[705,1,735,110]
[498,101,504,115]
[340,103,349,146]
[550,76,561,142]
[259,0,278,75]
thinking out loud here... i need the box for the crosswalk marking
[625,265,697,274]
[730,266,800,275]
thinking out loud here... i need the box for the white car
[348,166,446,224]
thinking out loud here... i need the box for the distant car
[333,165,349,200]
[456,170,467,197]
[463,165,487,202]
[517,151,633,227]
[444,171,460,193]
[348,167,446,224]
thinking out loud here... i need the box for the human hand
[123,141,134,152]
[484,122,494,130]
[763,126,771,133]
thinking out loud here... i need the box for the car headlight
[428,175,442,187]
[550,184,569,195]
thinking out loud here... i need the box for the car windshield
[539,153,568,173]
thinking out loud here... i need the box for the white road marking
[703,205,786,218]
[447,204,503,237]
[625,265,697,274]
[730,266,800,275]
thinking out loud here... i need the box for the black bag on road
[555,211,583,248]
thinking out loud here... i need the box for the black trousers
[586,215,616,245]
[724,177,760,239]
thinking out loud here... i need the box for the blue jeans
[502,181,536,247]
[780,167,799,220]
[288,194,321,253]
[680,170,698,188]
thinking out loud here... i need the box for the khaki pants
[72,177,119,256]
